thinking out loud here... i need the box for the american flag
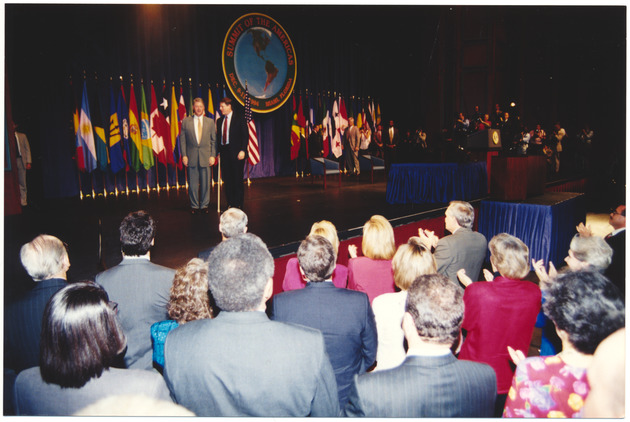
[245,85,260,166]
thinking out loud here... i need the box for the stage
[4,173,447,300]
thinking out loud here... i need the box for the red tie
[222,117,227,145]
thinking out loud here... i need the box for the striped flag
[245,85,259,166]
[76,80,98,172]
[170,85,180,168]
[108,85,125,174]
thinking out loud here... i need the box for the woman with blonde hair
[282,220,348,291]
[151,258,213,370]
[347,215,396,303]
[372,237,437,370]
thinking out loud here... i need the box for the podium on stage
[490,155,546,201]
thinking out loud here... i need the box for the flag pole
[155,160,160,193]
[102,172,108,197]
[125,169,129,196]
[217,155,221,213]
[78,171,84,200]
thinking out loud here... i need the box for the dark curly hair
[543,270,624,354]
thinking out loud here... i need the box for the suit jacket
[460,276,541,394]
[384,126,399,147]
[217,112,249,159]
[180,115,216,167]
[345,126,360,151]
[4,278,67,372]
[14,367,172,416]
[347,257,395,303]
[95,257,174,370]
[163,311,339,417]
[343,353,496,417]
[271,282,377,408]
[14,131,31,167]
[435,228,487,285]
[605,229,625,299]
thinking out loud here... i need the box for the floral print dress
[503,355,589,418]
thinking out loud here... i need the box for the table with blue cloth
[386,162,488,204]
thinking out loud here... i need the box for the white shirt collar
[407,346,452,357]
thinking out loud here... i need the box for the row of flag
[74,79,260,176]
[290,92,381,161]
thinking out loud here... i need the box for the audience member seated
[282,220,348,291]
[347,215,396,303]
[456,233,541,416]
[13,282,172,415]
[198,207,248,261]
[419,200,487,286]
[533,233,614,356]
[163,233,339,417]
[5,235,69,374]
[582,328,625,418]
[343,273,497,417]
[96,210,175,370]
[151,258,213,371]
[503,270,625,418]
[272,235,377,408]
[372,237,436,371]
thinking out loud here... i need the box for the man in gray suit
[344,273,496,417]
[181,98,217,214]
[164,233,339,417]
[96,210,174,370]
[344,117,361,174]
[419,200,487,286]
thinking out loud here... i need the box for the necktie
[197,117,202,144]
[222,117,227,145]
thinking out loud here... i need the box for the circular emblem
[222,13,296,113]
[492,131,499,145]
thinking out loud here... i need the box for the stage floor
[4,173,446,299]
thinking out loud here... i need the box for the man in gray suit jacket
[419,200,487,286]
[96,211,174,370]
[344,117,361,174]
[344,273,496,417]
[164,234,339,417]
[12,122,32,207]
[181,98,217,214]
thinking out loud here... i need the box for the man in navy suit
[344,273,496,417]
[164,234,339,417]
[96,211,175,370]
[5,235,69,373]
[272,235,377,408]
[217,98,248,209]
[605,204,625,299]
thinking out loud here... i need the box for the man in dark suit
[5,235,69,373]
[344,273,496,417]
[181,98,217,214]
[12,122,32,207]
[96,210,175,370]
[419,200,487,286]
[164,233,339,417]
[197,207,248,261]
[217,97,248,209]
[384,119,398,172]
[605,204,625,299]
[271,235,377,408]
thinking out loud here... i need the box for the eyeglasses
[108,301,119,314]
[610,208,625,217]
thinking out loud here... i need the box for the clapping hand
[456,269,473,287]
[507,345,526,366]
[532,259,557,289]
[576,222,593,237]
[417,228,439,249]
[348,244,358,259]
